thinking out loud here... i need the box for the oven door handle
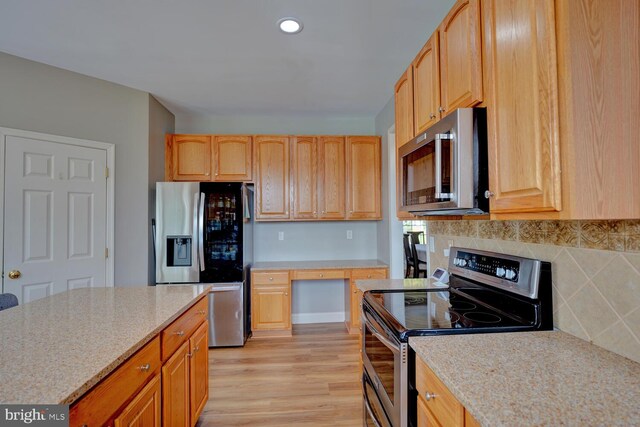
[365,317,400,354]
[364,396,383,427]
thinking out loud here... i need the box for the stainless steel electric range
[361,247,553,427]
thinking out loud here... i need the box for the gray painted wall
[374,96,404,278]
[0,52,172,286]
[148,96,175,284]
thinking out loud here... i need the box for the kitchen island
[0,285,210,424]
[410,331,640,426]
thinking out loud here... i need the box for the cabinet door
[346,136,381,220]
[318,136,346,219]
[114,374,161,427]
[162,341,190,427]
[394,66,415,148]
[254,135,290,220]
[251,285,291,331]
[189,321,209,426]
[483,0,561,213]
[416,395,440,427]
[171,135,212,181]
[213,135,252,181]
[439,0,483,114]
[291,136,318,219]
[413,32,441,134]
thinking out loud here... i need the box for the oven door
[363,371,393,427]
[362,307,408,427]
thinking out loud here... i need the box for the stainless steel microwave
[398,108,489,216]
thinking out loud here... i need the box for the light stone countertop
[251,259,388,270]
[354,278,447,292]
[0,285,210,405]
[410,331,640,426]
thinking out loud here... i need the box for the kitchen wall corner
[428,219,640,363]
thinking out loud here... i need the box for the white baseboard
[292,311,345,324]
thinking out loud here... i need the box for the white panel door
[3,135,107,304]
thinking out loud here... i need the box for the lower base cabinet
[416,356,480,427]
[115,374,161,427]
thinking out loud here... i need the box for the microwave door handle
[435,133,454,199]
[198,192,205,272]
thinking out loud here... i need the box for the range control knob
[496,267,506,278]
[458,259,468,267]
[505,269,517,281]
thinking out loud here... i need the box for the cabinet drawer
[350,268,387,280]
[415,357,464,427]
[161,297,208,361]
[70,336,161,426]
[292,269,346,280]
[252,271,290,286]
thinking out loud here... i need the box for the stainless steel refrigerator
[154,182,253,347]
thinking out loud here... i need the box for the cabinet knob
[197,310,206,315]
[285,292,289,296]
[269,277,273,281]
[367,275,372,278]
[484,190,495,199]
[138,363,151,372]
[429,113,436,119]
[319,273,324,278]
[174,330,185,337]
[353,290,357,294]
[424,391,438,401]
[205,172,210,176]
[322,210,325,214]
[438,106,445,113]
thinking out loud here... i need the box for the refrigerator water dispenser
[166,236,192,266]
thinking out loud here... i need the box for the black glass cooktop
[363,278,542,341]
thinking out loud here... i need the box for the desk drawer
[70,336,161,426]
[252,271,290,286]
[292,269,346,280]
[350,268,387,280]
[161,296,207,361]
[415,357,464,427]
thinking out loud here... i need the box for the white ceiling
[0,0,455,117]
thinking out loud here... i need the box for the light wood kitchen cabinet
[162,341,190,427]
[413,31,441,134]
[251,271,291,334]
[114,374,161,427]
[212,135,252,181]
[415,356,480,427]
[189,321,209,424]
[482,0,562,214]
[291,136,346,220]
[254,135,290,220]
[291,136,318,219]
[439,0,483,115]
[168,135,212,181]
[346,136,381,220]
[394,66,415,148]
[318,136,346,219]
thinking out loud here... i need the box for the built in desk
[250,260,388,337]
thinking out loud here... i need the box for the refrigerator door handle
[192,192,200,272]
[198,192,206,272]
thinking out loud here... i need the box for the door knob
[8,270,21,279]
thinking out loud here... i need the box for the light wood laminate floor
[197,323,362,426]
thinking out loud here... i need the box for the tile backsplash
[428,220,640,363]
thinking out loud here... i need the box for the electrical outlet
[346,230,353,240]
[429,236,435,253]
[444,248,450,257]
[278,231,284,241]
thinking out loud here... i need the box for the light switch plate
[444,248,450,257]
[346,230,353,240]
[429,236,435,253]
[278,231,284,241]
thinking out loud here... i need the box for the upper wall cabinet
[166,134,252,182]
[439,0,483,115]
[318,136,347,220]
[412,32,440,135]
[482,0,561,213]
[291,136,318,220]
[394,66,415,149]
[213,135,252,181]
[254,135,290,220]
[167,135,212,181]
[346,136,381,220]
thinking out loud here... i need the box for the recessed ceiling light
[278,17,303,34]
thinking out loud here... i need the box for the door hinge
[105,167,109,179]
[105,248,109,259]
